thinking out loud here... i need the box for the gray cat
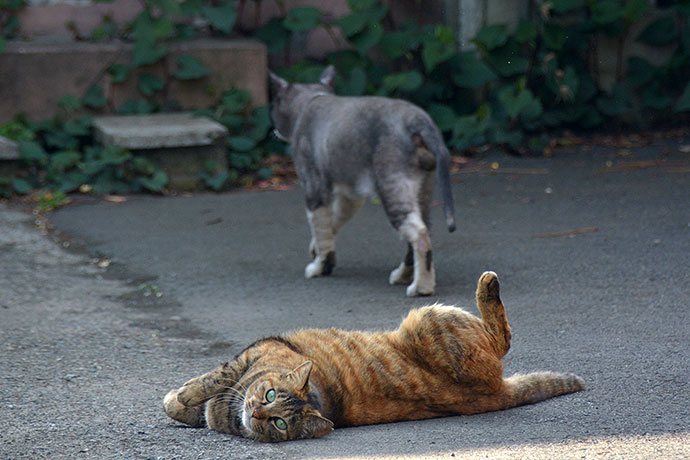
[269,66,455,296]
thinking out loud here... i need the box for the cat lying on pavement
[164,271,585,442]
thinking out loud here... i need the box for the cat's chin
[240,405,253,434]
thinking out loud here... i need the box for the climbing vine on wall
[1,0,689,197]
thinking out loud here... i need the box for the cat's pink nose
[252,407,266,419]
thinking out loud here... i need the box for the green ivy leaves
[174,55,211,80]
[382,71,423,93]
[550,0,585,14]
[497,83,542,121]
[450,53,497,88]
[82,86,107,109]
[336,2,387,55]
[422,26,456,73]
[637,16,677,46]
[675,82,690,112]
[256,18,290,55]
[201,1,237,34]
[2,109,169,195]
[474,25,508,51]
[133,12,169,66]
[284,7,321,32]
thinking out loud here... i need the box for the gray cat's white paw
[305,261,323,278]
[406,282,434,297]
[406,272,435,296]
[305,251,335,278]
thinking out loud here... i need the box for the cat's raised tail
[502,371,585,409]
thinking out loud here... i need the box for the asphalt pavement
[1,136,689,459]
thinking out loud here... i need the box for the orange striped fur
[163,271,584,442]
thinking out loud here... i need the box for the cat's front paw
[176,384,206,407]
[163,389,190,418]
[164,389,182,412]
[163,388,206,427]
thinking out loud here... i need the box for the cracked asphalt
[1,137,688,459]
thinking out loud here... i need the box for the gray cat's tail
[436,146,456,232]
[501,372,585,409]
[413,130,456,232]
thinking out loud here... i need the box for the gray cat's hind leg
[398,212,435,296]
[331,190,365,234]
[382,167,435,296]
[389,243,414,286]
[305,206,336,278]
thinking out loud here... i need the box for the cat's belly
[333,172,375,199]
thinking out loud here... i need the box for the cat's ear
[289,361,313,391]
[269,71,289,91]
[319,65,336,88]
[304,411,334,438]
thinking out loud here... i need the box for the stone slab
[0,136,20,160]
[93,112,228,149]
[92,112,228,191]
[0,37,267,123]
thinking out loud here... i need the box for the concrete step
[93,112,229,191]
[0,136,19,161]
[0,136,20,178]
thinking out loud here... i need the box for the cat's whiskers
[213,394,244,406]
[222,381,248,393]
[220,385,247,401]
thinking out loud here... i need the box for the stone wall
[0,37,267,123]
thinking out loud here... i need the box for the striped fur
[163,272,585,442]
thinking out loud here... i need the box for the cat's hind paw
[406,279,435,297]
[305,251,336,278]
[389,262,414,285]
[477,271,500,299]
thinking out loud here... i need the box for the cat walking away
[269,65,456,296]
[163,272,585,442]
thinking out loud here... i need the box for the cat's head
[268,66,336,142]
[240,361,333,442]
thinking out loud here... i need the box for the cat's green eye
[265,389,276,403]
[274,417,287,430]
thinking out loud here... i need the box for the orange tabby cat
[163,272,584,442]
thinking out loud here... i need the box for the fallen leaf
[205,218,222,226]
[532,227,599,238]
